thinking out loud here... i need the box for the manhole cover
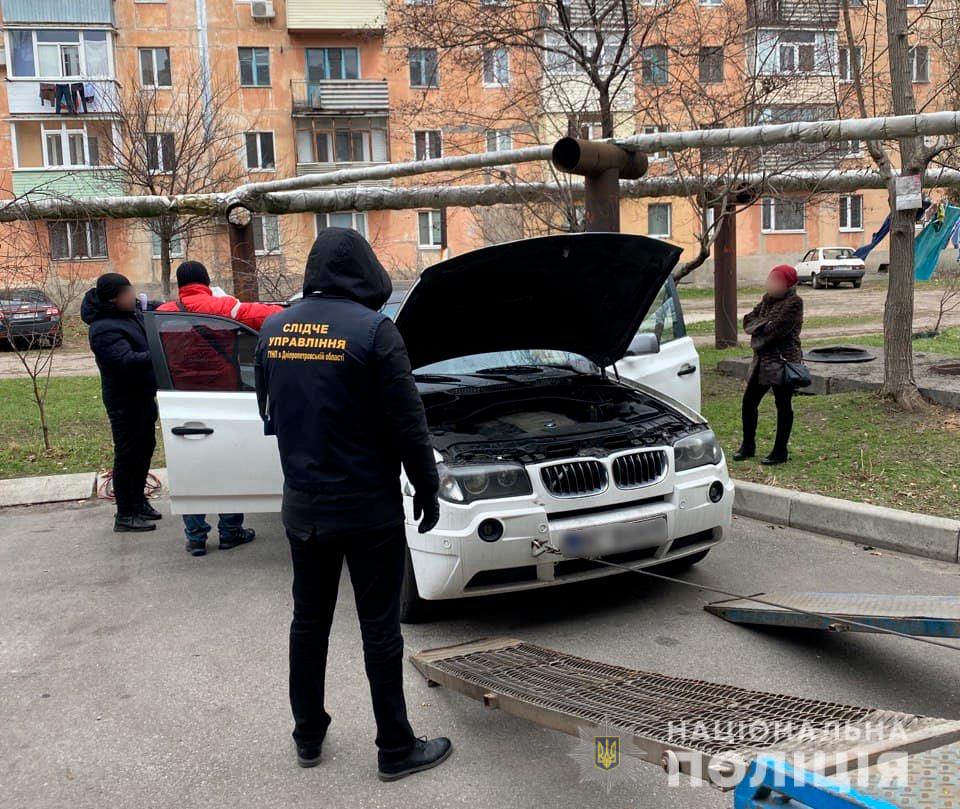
[931,361,960,376]
[804,346,877,363]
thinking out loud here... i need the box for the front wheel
[852,280,862,289]
[399,546,434,624]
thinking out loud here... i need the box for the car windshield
[0,288,45,305]
[822,248,855,260]
[416,349,598,376]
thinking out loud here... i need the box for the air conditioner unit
[250,0,276,20]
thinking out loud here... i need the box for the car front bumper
[404,465,733,601]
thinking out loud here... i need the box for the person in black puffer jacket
[734,264,804,466]
[81,273,161,532]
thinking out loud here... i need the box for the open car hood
[394,233,682,370]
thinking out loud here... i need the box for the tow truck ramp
[705,594,960,638]
[411,638,960,804]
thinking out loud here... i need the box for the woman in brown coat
[734,264,804,465]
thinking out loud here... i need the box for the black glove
[413,490,440,534]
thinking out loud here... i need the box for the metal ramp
[411,638,960,788]
[705,594,960,638]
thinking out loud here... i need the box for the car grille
[612,450,668,489]
[540,460,607,498]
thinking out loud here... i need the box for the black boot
[378,737,453,782]
[185,538,207,557]
[139,500,163,520]
[296,744,322,768]
[115,514,157,533]
[219,527,256,550]
[732,443,755,461]
[761,451,789,465]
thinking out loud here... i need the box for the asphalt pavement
[2,500,959,809]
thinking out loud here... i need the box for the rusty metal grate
[411,638,960,784]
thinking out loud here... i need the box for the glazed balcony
[0,0,114,24]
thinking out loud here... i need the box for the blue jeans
[182,514,244,542]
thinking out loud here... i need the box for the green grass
[0,375,164,479]
[809,326,960,357]
[698,344,960,519]
[677,284,766,302]
[687,312,884,336]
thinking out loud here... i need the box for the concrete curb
[733,479,960,563]
[0,468,168,509]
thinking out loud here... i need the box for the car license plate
[12,313,37,320]
[555,515,668,559]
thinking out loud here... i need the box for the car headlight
[437,463,533,504]
[673,430,722,472]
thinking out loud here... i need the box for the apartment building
[0,0,949,292]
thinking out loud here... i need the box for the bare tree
[102,59,249,297]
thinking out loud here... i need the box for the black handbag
[780,354,812,389]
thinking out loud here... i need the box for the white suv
[145,233,732,621]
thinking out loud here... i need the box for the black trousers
[741,377,794,455]
[107,403,157,517]
[287,523,416,757]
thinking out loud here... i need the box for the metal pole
[226,205,259,302]
[714,201,738,349]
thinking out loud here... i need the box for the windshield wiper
[472,365,545,376]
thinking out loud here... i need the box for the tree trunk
[598,89,614,139]
[880,0,925,410]
[160,236,172,299]
[30,376,51,451]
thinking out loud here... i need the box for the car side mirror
[625,333,660,357]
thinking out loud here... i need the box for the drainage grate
[613,450,668,489]
[411,638,960,785]
[541,460,607,497]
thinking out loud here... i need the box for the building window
[839,195,863,231]
[569,115,603,140]
[700,0,722,5]
[295,117,389,164]
[482,48,509,86]
[839,138,861,157]
[641,125,668,160]
[761,198,806,233]
[414,130,442,160]
[48,220,108,260]
[306,48,360,81]
[408,48,439,88]
[698,46,723,83]
[647,203,672,238]
[139,47,172,87]
[42,123,102,168]
[146,133,176,173]
[245,132,276,170]
[838,46,862,82]
[8,29,111,79]
[150,228,184,259]
[909,45,929,83]
[252,215,281,254]
[418,209,444,249]
[316,212,368,238]
[485,129,513,152]
[641,46,668,85]
[239,47,271,87]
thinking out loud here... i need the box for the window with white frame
[905,0,926,6]
[755,29,833,75]
[838,138,861,157]
[482,48,509,85]
[408,48,439,87]
[909,45,929,82]
[139,47,172,87]
[417,209,444,248]
[641,125,668,160]
[700,0,722,5]
[414,130,442,160]
[569,115,603,140]
[8,29,112,79]
[252,214,281,254]
[647,203,672,238]
[838,195,863,231]
[146,133,176,173]
[837,46,862,82]
[245,132,276,170]
[316,212,368,238]
[239,47,271,87]
[761,197,805,232]
[150,228,184,259]
[42,123,101,168]
[295,117,389,164]
[48,220,108,260]
[485,129,513,152]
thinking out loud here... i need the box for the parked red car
[0,288,63,348]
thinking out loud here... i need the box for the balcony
[11,169,124,198]
[6,80,119,116]
[286,0,385,30]
[291,79,390,116]
[0,0,115,24]
[294,161,392,188]
[747,0,839,27]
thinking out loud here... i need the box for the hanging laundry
[54,84,75,114]
[38,83,57,108]
[914,204,960,281]
[854,215,890,260]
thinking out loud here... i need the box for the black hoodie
[81,287,157,411]
[255,228,438,538]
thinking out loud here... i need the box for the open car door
[144,311,282,515]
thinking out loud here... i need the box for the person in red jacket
[158,261,284,556]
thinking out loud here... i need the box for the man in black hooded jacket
[81,273,161,532]
[255,228,450,781]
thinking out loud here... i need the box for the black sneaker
[378,737,452,782]
[297,744,322,768]
[219,528,256,550]
[140,500,163,520]
[114,514,157,533]
[186,538,207,557]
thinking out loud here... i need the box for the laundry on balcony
[39,84,57,108]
